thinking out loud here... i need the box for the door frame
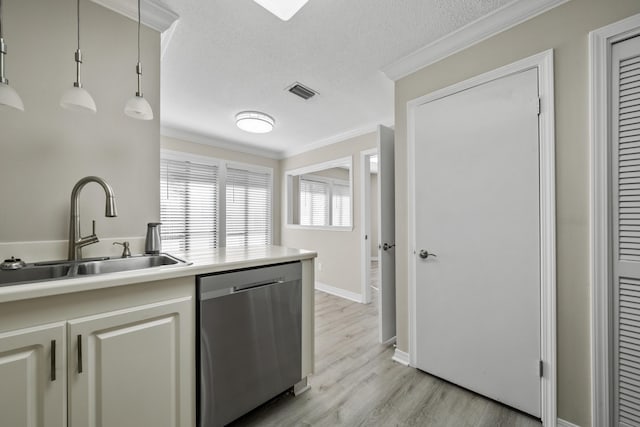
[360,148,378,304]
[590,13,640,427]
[406,49,556,426]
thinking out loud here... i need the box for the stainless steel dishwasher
[197,262,302,427]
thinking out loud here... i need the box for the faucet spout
[68,176,118,261]
[106,195,117,217]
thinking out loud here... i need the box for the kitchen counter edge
[0,246,317,304]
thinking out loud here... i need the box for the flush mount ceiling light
[0,0,24,111]
[60,0,97,113]
[124,0,153,120]
[253,0,309,21]
[236,111,275,134]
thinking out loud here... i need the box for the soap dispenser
[145,222,162,255]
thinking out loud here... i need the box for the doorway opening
[361,124,396,345]
[361,148,379,307]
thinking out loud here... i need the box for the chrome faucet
[68,176,118,261]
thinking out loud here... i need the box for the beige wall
[161,135,282,245]
[281,132,377,295]
[394,2,640,425]
[0,0,160,252]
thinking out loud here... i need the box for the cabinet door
[0,322,66,427]
[67,296,193,427]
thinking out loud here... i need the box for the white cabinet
[0,277,195,427]
[68,297,192,427]
[0,322,66,427]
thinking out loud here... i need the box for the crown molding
[381,0,570,81]
[90,0,179,32]
[282,118,394,159]
[161,126,283,160]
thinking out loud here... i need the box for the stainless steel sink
[0,254,189,287]
[76,254,183,275]
[0,264,72,287]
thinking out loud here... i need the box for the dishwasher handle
[233,279,285,293]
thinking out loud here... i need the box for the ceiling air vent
[288,82,317,100]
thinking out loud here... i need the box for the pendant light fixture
[124,0,153,120]
[60,0,97,113]
[0,0,24,111]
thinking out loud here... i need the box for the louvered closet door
[614,35,640,427]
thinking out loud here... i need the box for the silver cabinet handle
[419,250,437,259]
[77,334,83,374]
[50,340,56,382]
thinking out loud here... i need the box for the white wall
[281,132,377,296]
[0,0,160,260]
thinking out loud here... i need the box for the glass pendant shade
[0,81,24,111]
[60,85,96,113]
[124,94,153,120]
[61,0,96,113]
[0,0,24,112]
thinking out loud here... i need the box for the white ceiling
[160,0,513,158]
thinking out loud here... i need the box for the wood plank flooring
[232,275,542,427]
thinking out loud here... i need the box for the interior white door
[414,68,541,417]
[377,124,396,343]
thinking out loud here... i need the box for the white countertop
[0,246,317,304]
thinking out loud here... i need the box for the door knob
[419,250,437,259]
[382,242,395,251]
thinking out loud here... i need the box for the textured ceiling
[160,0,513,157]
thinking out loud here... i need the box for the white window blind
[226,166,273,247]
[332,182,351,226]
[160,158,218,253]
[300,178,329,226]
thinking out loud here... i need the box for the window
[160,152,273,251]
[299,178,329,226]
[160,158,218,253]
[226,166,273,247]
[299,174,351,227]
[331,182,351,226]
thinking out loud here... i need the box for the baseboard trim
[557,418,581,427]
[371,257,379,262]
[392,349,410,366]
[315,281,364,303]
[382,336,397,346]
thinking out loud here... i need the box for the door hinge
[539,360,544,377]
[537,97,541,116]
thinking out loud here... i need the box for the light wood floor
[232,272,542,427]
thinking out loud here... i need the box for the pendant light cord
[0,0,4,39]
[137,0,141,63]
[76,0,80,50]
